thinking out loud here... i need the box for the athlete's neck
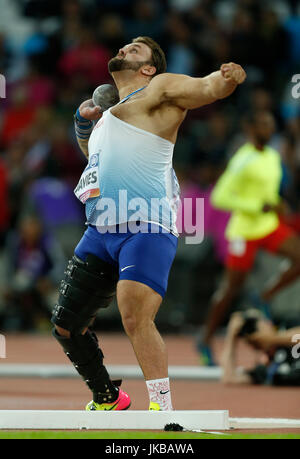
[112,73,149,100]
[250,139,266,152]
[118,83,148,101]
[254,143,264,151]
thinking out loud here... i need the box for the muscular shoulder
[147,73,191,99]
[147,73,191,106]
[149,72,189,86]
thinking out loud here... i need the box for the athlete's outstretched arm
[152,63,246,110]
[74,99,102,158]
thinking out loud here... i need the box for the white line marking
[0,363,222,380]
[229,417,300,429]
[0,410,229,430]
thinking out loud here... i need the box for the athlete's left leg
[117,279,172,410]
[115,229,178,410]
[117,279,167,380]
[262,233,300,302]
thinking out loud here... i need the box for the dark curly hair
[131,36,167,76]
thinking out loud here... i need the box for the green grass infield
[0,430,299,439]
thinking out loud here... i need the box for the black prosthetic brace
[52,328,120,404]
[51,253,120,404]
[51,254,118,334]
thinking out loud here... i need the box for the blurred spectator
[3,139,27,229]
[0,32,11,74]
[1,216,65,331]
[58,28,112,87]
[50,121,86,187]
[22,0,61,18]
[97,14,126,56]
[283,9,300,68]
[124,0,165,43]
[258,8,289,77]
[193,111,232,163]
[250,87,274,112]
[0,85,36,148]
[0,158,9,247]
[21,176,84,258]
[229,7,262,68]
[19,62,56,108]
[178,161,230,264]
[169,0,199,12]
[45,0,93,74]
[164,12,196,75]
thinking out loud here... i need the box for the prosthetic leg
[51,254,131,410]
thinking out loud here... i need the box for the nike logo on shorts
[160,390,170,395]
[120,265,135,272]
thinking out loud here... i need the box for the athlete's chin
[108,58,141,74]
[108,57,124,73]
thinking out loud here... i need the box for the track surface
[0,332,299,433]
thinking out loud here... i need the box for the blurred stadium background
[0,0,299,335]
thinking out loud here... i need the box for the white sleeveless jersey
[74,106,180,235]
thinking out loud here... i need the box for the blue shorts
[74,223,178,298]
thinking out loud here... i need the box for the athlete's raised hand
[79,99,103,121]
[220,63,246,85]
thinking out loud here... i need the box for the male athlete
[51,36,246,411]
[199,110,300,365]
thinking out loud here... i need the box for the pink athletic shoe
[86,388,131,411]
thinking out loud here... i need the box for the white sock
[146,377,173,410]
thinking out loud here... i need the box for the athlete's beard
[108,56,152,74]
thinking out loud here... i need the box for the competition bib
[74,153,100,203]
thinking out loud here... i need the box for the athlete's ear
[141,65,156,77]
